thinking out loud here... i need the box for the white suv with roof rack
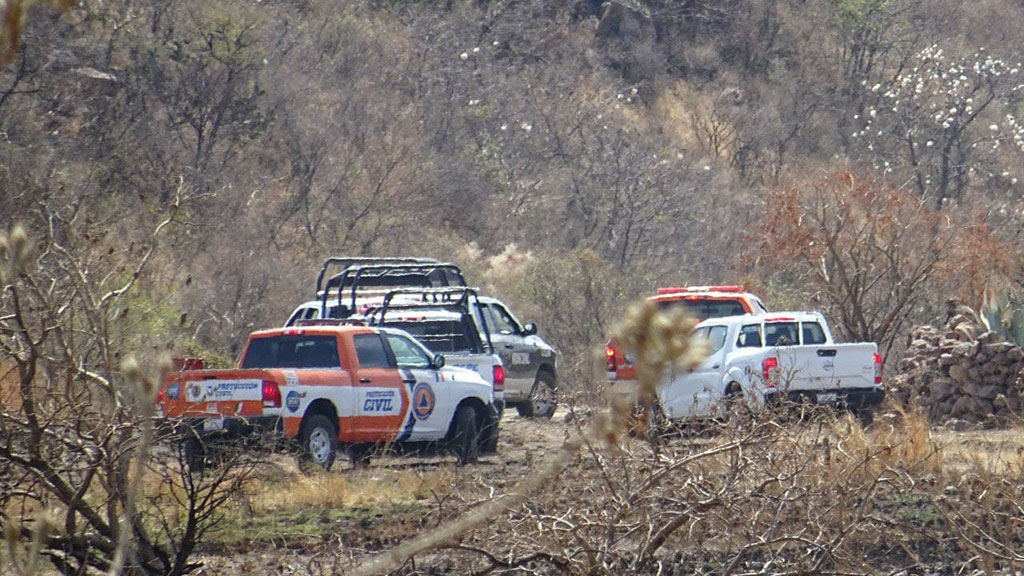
[287,257,559,419]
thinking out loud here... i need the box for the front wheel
[481,412,500,454]
[450,405,481,465]
[298,414,337,472]
[516,371,557,419]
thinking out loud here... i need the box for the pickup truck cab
[362,288,505,409]
[470,296,558,419]
[657,312,884,421]
[157,324,499,470]
[288,289,507,413]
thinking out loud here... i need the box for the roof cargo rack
[315,260,467,322]
[362,287,494,355]
[314,257,444,295]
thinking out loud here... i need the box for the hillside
[4,2,1024,573]
[4,0,1024,375]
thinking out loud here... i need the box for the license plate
[817,392,838,404]
[203,418,224,432]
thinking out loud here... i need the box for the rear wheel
[517,371,557,419]
[298,414,337,472]
[642,400,668,443]
[854,407,875,427]
[722,382,751,427]
[450,405,481,465]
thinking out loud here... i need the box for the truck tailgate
[776,343,878,391]
[444,353,497,384]
[159,369,285,418]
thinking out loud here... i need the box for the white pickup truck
[656,312,884,421]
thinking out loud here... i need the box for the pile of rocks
[893,305,1024,425]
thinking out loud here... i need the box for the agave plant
[980,288,1024,347]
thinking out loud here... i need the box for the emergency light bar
[655,285,745,294]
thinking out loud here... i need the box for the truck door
[477,302,535,393]
[384,332,452,440]
[660,324,729,419]
[349,333,408,442]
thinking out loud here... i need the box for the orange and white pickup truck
[158,324,499,470]
[606,285,768,386]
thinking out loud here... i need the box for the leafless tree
[754,170,1019,360]
[1,208,257,575]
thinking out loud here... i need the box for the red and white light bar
[655,285,745,295]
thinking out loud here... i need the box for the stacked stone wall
[893,311,1024,425]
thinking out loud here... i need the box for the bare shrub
[0,223,257,576]
[328,408,1024,575]
[754,170,1020,360]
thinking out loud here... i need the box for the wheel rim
[532,381,554,416]
[308,427,332,464]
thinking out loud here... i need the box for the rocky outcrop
[892,308,1024,426]
[594,1,654,44]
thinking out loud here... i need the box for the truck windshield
[658,299,747,321]
[242,335,340,369]
[385,320,480,354]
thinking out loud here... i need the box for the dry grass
[132,404,1024,575]
[831,407,943,476]
[0,361,22,410]
[653,80,714,152]
[249,457,459,513]
[932,425,1024,476]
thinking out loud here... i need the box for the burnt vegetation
[3,0,1024,574]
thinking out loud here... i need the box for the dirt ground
[189,405,1024,575]
[193,407,579,575]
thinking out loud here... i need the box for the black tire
[855,407,875,427]
[481,415,500,454]
[516,371,557,419]
[721,382,750,427]
[643,400,668,444]
[298,414,337,472]
[450,405,481,465]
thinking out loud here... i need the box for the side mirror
[432,354,446,369]
[523,322,537,336]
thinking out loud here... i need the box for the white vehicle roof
[697,311,826,326]
[286,294,429,325]
[370,308,464,321]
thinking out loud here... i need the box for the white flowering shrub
[854,44,1024,203]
